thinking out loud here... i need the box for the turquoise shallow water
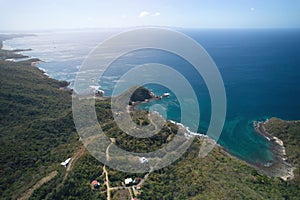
[5,29,300,165]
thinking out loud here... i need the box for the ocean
[4,28,300,165]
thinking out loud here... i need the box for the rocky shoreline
[0,34,35,60]
[130,88,296,181]
[253,120,294,180]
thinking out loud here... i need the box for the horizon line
[1,26,300,33]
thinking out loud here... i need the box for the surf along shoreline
[253,120,294,180]
[1,34,295,181]
[130,86,295,180]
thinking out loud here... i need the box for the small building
[125,178,133,185]
[60,158,71,167]
[91,180,100,189]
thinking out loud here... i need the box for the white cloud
[139,11,150,18]
[139,11,160,18]
[152,12,160,17]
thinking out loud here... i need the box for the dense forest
[0,59,80,199]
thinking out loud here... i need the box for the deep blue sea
[5,28,300,165]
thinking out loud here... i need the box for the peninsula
[0,34,35,60]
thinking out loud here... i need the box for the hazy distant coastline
[0,34,36,60]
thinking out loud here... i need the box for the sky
[0,0,300,31]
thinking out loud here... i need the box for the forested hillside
[0,58,299,199]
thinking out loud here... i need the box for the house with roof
[125,178,133,185]
[91,180,100,189]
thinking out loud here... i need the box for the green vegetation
[0,52,299,199]
[130,86,152,102]
[32,153,105,200]
[140,140,299,199]
[264,118,300,183]
[103,112,177,153]
[0,48,29,60]
[0,34,35,60]
[0,60,80,199]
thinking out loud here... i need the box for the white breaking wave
[168,119,208,138]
